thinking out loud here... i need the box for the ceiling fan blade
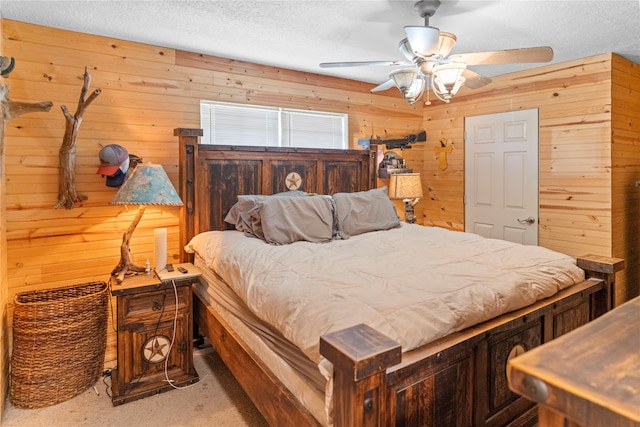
[461,69,492,89]
[450,46,554,65]
[319,60,409,68]
[371,79,396,92]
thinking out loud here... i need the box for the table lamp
[109,163,183,283]
[389,173,423,224]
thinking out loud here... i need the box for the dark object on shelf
[378,152,413,178]
[11,281,108,409]
[382,130,426,150]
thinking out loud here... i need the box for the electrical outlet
[635,181,640,188]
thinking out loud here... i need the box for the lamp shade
[389,68,418,92]
[432,63,466,96]
[435,32,457,57]
[403,76,426,105]
[110,164,183,206]
[398,38,415,62]
[403,26,440,57]
[389,173,423,199]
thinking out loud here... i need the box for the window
[200,100,348,149]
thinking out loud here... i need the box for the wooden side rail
[194,297,321,427]
[320,324,401,427]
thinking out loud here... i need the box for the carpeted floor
[1,344,269,426]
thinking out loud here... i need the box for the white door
[464,109,539,245]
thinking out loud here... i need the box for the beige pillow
[257,195,334,245]
[333,187,400,239]
[224,190,308,238]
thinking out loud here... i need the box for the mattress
[187,223,584,362]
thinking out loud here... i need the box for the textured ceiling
[1,0,639,89]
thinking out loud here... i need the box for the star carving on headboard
[285,172,302,190]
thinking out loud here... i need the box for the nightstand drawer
[120,286,189,325]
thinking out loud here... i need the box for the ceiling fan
[319,0,553,105]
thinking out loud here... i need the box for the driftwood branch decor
[55,67,101,209]
[111,205,147,282]
[0,82,53,177]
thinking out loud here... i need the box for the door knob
[517,217,536,225]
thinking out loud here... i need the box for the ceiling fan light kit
[403,26,440,57]
[432,63,467,103]
[405,76,426,105]
[398,38,415,62]
[319,0,553,106]
[434,32,457,58]
[389,68,426,105]
[390,68,418,91]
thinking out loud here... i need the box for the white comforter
[185,224,584,364]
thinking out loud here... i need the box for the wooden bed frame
[175,128,624,427]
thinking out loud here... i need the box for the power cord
[163,279,203,390]
[107,277,117,333]
[102,369,112,398]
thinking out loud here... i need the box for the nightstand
[110,263,200,406]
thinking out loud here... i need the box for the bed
[174,128,624,427]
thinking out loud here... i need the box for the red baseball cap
[97,144,129,176]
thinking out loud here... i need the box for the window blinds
[201,101,347,149]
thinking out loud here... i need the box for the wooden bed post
[576,255,624,312]
[174,128,203,263]
[320,324,401,427]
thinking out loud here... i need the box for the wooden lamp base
[111,205,147,283]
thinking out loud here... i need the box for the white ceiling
[1,0,639,88]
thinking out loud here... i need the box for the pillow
[257,195,334,245]
[332,187,400,239]
[223,190,308,236]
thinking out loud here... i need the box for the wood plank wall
[0,16,7,416]
[412,53,638,303]
[1,20,638,412]
[611,55,640,302]
[0,19,421,376]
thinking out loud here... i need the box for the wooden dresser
[507,296,640,426]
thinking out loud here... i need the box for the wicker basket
[10,281,108,409]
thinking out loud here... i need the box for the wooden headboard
[175,128,372,259]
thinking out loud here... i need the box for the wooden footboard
[320,256,623,427]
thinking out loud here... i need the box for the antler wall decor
[55,67,101,209]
